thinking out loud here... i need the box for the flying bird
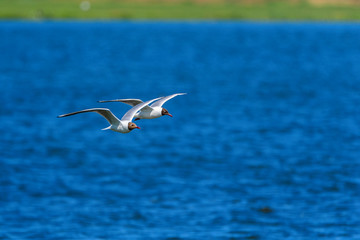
[57,98,160,133]
[98,93,186,121]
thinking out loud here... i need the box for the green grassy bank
[1,0,360,20]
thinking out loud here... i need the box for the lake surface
[1,21,360,239]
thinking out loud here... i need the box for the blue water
[1,21,360,239]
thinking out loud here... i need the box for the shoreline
[1,19,360,23]
[1,1,360,21]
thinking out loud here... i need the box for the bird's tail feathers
[102,126,111,131]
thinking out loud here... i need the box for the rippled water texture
[1,22,360,239]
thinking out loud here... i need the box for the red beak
[168,113,173,117]
[136,126,141,129]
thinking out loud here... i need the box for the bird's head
[128,122,140,131]
[161,108,173,117]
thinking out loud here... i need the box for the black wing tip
[98,100,119,103]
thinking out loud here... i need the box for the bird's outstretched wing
[121,97,161,121]
[98,98,153,111]
[58,108,120,125]
[150,93,186,108]
[98,99,143,107]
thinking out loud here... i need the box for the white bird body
[58,98,160,134]
[107,120,131,133]
[99,93,186,120]
[134,106,162,119]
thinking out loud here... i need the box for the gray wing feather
[98,98,153,111]
[150,93,186,108]
[58,108,120,125]
[98,99,143,107]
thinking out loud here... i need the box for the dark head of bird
[128,122,140,131]
[161,108,173,117]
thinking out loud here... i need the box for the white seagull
[57,98,160,134]
[98,93,186,121]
